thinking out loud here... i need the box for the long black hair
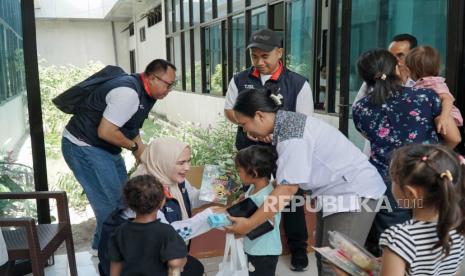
[357,49,402,105]
[390,144,465,256]
[233,87,283,117]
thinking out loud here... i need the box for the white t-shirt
[224,77,314,116]
[272,111,386,217]
[63,87,140,146]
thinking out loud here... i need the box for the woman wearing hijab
[98,137,217,276]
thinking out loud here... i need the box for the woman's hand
[257,134,273,144]
[224,216,253,235]
[435,114,449,135]
[210,206,227,213]
[246,132,260,142]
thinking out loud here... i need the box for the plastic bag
[216,233,248,276]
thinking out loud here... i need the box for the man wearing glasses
[61,59,176,256]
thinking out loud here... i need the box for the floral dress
[353,86,441,179]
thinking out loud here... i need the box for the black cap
[247,29,282,52]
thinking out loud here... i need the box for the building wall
[0,96,27,152]
[154,90,341,131]
[34,0,117,19]
[35,19,122,68]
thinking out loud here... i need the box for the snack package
[199,165,237,205]
[313,231,380,276]
[207,213,232,228]
[328,231,380,272]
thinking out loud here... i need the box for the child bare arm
[380,248,406,276]
[436,93,455,135]
[110,261,123,276]
[168,257,187,275]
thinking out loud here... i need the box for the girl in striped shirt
[380,144,465,275]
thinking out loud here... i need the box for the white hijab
[132,137,190,219]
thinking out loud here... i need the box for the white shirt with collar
[272,111,386,217]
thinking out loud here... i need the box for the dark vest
[233,66,307,150]
[162,181,193,223]
[66,74,156,154]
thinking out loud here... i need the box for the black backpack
[52,65,127,114]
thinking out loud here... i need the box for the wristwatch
[129,142,138,152]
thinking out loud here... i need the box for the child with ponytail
[380,143,465,275]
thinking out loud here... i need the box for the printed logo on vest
[244,84,254,89]
[165,207,174,213]
[139,104,145,110]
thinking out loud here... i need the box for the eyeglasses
[154,75,177,90]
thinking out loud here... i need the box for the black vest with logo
[233,66,307,150]
[66,74,156,154]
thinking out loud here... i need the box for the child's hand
[436,114,449,135]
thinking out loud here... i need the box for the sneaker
[290,249,309,272]
[89,248,98,257]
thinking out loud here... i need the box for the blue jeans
[61,137,128,249]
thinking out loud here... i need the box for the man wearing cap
[224,28,314,271]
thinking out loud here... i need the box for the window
[251,6,267,33]
[232,0,245,13]
[166,0,173,33]
[147,5,162,27]
[140,26,146,42]
[232,14,246,74]
[129,22,134,36]
[204,0,213,21]
[129,50,136,73]
[205,23,223,95]
[184,31,192,92]
[193,27,202,92]
[347,0,448,147]
[217,0,228,18]
[192,0,200,25]
[175,0,181,31]
[173,34,183,90]
[183,0,190,29]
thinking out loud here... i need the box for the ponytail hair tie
[440,170,453,182]
[375,73,387,81]
[458,155,465,166]
[270,93,283,106]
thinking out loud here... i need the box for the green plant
[39,60,104,158]
[54,172,87,211]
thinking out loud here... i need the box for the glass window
[194,27,202,92]
[192,0,201,25]
[184,32,192,92]
[0,0,35,207]
[173,34,183,90]
[205,23,223,95]
[251,6,267,33]
[204,0,213,21]
[348,0,448,148]
[167,0,173,33]
[348,0,447,105]
[232,14,246,74]
[175,0,181,31]
[285,0,315,83]
[250,0,267,8]
[232,0,245,12]
[183,0,190,29]
[217,0,228,18]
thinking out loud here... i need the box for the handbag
[216,233,248,276]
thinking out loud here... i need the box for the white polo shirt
[272,111,386,217]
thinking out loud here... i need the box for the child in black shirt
[108,175,187,276]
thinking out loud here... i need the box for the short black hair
[235,145,277,178]
[123,175,165,215]
[391,33,418,49]
[144,59,177,75]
